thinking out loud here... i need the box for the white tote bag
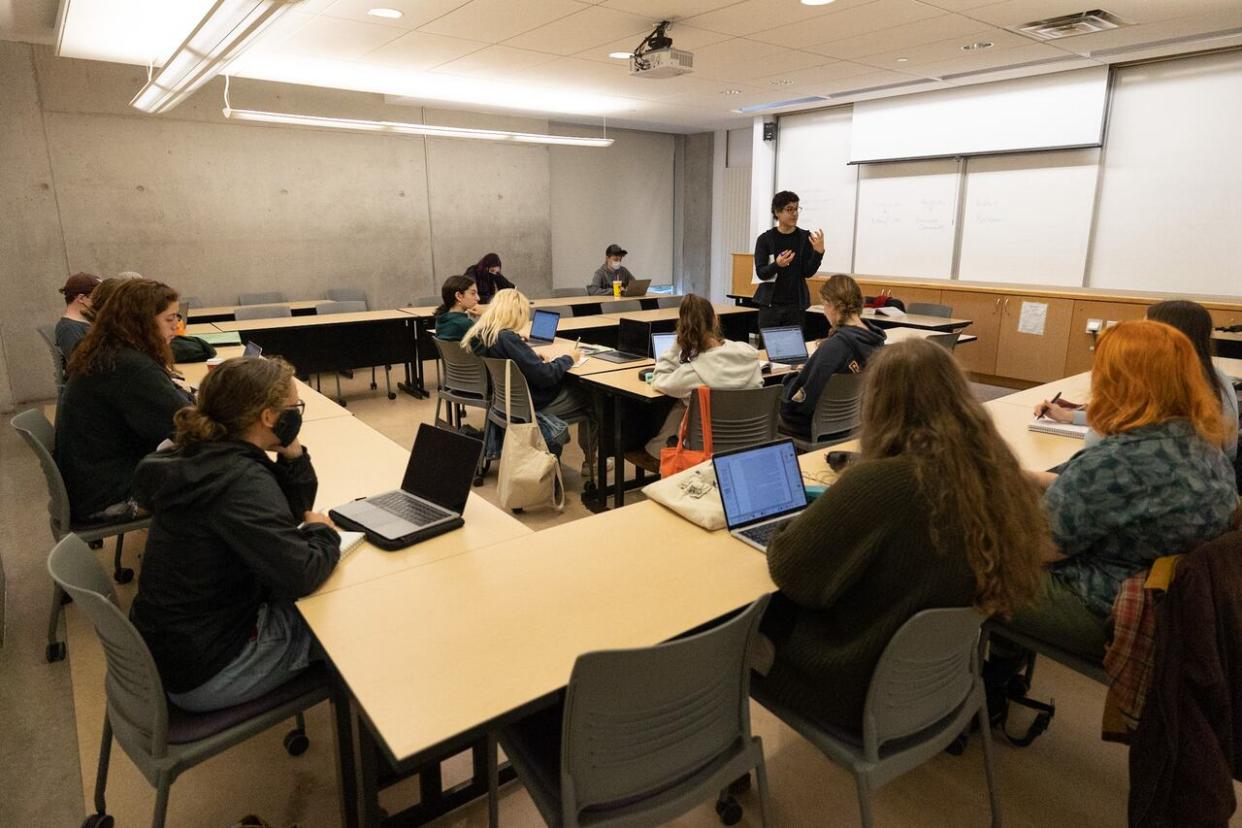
[640,459,726,530]
[496,361,565,512]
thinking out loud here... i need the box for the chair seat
[166,664,329,745]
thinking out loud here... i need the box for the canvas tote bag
[659,386,714,478]
[496,360,565,512]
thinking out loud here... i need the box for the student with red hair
[1014,320,1238,659]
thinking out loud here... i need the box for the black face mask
[273,407,303,448]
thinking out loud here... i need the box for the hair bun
[173,406,226,444]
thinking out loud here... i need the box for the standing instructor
[753,190,825,332]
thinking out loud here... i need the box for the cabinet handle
[993,297,1001,313]
[1003,297,1010,314]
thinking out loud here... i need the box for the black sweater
[780,321,887,437]
[130,441,340,693]
[468,267,516,304]
[55,347,191,520]
[473,329,572,409]
[753,226,823,309]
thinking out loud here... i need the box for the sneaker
[624,449,660,474]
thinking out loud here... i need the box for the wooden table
[530,294,673,316]
[189,299,323,323]
[530,336,652,377]
[992,357,1242,411]
[175,346,353,423]
[857,307,973,332]
[183,322,221,336]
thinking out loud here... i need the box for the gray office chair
[10,409,150,662]
[432,338,492,485]
[685,385,783,455]
[751,608,999,828]
[324,288,368,305]
[233,305,291,321]
[36,323,67,397]
[178,297,201,319]
[237,291,286,306]
[489,595,772,828]
[926,332,961,351]
[312,300,392,402]
[610,299,644,313]
[779,372,864,452]
[906,302,953,318]
[657,295,682,309]
[412,295,442,308]
[537,304,574,319]
[315,300,367,315]
[321,291,394,395]
[551,287,584,298]
[48,535,338,828]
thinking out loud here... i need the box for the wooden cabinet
[731,253,756,297]
[941,290,1003,375]
[995,296,1075,382]
[1209,307,1242,329]
[1063,300,1148,376]
[858,280,942,308]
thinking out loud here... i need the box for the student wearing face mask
[587,244,635,295]
[465,252,515,304]
[129,356,341,713]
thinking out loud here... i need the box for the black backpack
[170,335,217,363]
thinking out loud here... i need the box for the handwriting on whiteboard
[869,199,947,231]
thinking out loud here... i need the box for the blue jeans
[167,603,318,713]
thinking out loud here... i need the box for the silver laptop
[243,340,263,358]
[713,440,809,552]
[622,278,652,297]
[525,308,560,344]
[651,331,677,360]
[760,326,808,365]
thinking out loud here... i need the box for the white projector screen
[850,67,1109,163]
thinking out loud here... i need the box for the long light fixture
[222,107,614,148]
[131,0,301,114]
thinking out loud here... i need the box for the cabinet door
[940,290,1003,375]
[1209,307,1242,329]
[1063,301,1148,376]
[856,281,941,308]
[995,296,1075,382]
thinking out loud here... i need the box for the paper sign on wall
[1018,301,1048,336]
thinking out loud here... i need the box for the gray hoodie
[650,339,764,399]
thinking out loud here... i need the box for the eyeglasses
[285,400,306,416]
[781,205,802,214]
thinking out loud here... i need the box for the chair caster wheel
[82,814,114,828]
[512,508,524,514]
[47,642,67,662]
[388,393,397,400]
[473,477,484,486]
[370,382,378,390]
[113,568,134,585]
[945,731,968,756]
[715,795,743,826]
[338,400,348,407]
[727,773,751,795]
[284,729,310,756]
[88,539,103,550]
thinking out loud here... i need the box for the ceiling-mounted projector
[627,20,693,79]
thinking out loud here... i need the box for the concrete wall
[678,132,714,297]
[0,43,707,406]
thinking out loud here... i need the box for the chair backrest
[412,295,441,308]
[537,304,573,318]
[432,338,490,401]
[861,608,983,762]
[925,332,960,351]
[48,535,170,761]
[36,324,66,391]
[238,291,286,306]
[551,287,584,298]
[11,409,70,539]
[685,385,782,454]
[560,595,769,817]
[809,372,864,442]
[610,299,643,313]
[178,296,201,315]
[233,304,292,321]
[315,300,368,315]
[656,296,681,309]
[906,302,953,318]
[324,288,368,306]
[481,357,535,425]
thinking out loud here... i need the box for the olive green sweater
[758,455,976,730]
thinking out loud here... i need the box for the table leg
[333,684,360,828]
[356,707,384,827]
[612,394,625,508]
[398,319,430,399]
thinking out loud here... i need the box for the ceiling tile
[750,0,945,51]
[817,67,938,95]
[701,47,829,82]
[418,0,587,43]
[852,27,1035,69]
[752,59,885,88]
[598,0,742,19]
[906,40,1076,78]
[432,44,561,75]
[256,15,407,60]
[365,30,488,68]
[321,0,473,29]
[503,5,654,55]
[685,0,877,37]
[918,0,998,10]
[957,0,1242,29]
[687,37,782,78]
[574,23,731,64]
[1036,7,1242,56]
[810,12,994,59]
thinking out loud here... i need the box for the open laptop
[760,326,808,366]
[622,278,651,297]
[243,340,263,358]
[651,331,677,360]
[713,440,809,553]
[329,424,482,550]
[594,318,652,363]
[525,309,560,345]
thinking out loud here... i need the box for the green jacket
[434,311,472,342]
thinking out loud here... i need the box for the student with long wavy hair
[56,279,190,522]
[1013,320,1237,660]
[130,356,340,712]
[433,274,481,342]
[754,338,1049,730]
[465,252,514,304]
[462,288,599,480]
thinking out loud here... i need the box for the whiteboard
[774,106,856,274]
[958,149,1100,286]
[850,67,1109,163]
[853,159,959,280]
[1088,50,1242,296]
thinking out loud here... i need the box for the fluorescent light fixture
[131,0,301,114]
[608,51,632,59]
[801,0,836,5]
[367,7,403,18]
[222,107,614,147]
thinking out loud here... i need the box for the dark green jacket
[434,312,472,342]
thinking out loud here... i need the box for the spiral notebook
[1028,418,1089,439]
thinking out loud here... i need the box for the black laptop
[329,424,482,550]
[595,318,653,363]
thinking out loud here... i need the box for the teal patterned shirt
[1045,419,1238,619]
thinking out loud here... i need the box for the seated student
[1015,320,1237,661]
[54,272,102,358]
[465,253,514,304]
[641,294,764,463]
[83,276,127,322]
[433,274,481,342]
[129,356,340,712]
[55,279,190,523]
[755,338,1048,731]
[779,274,886,439]
[1034,300,1238,459]
[462,288,599,480]
[587,244,635,295]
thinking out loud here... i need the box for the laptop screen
[401,424,483,515]
[617,318,650,356]
[530,309,560,342]
[761,326,807,363]
[713,441,808,530]
[243,341,263,358]
[651,332,677,359]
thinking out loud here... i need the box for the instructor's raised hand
[810,228,825,253]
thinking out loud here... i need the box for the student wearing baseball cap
[587,243,635,296]
[55,272,102,359]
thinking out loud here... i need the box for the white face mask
[608,260,622,271]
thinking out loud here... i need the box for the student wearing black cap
[55,272,103,359]
[588,243,635,295]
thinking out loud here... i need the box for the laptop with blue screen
[525,309,560,344]
[713,440,809,552]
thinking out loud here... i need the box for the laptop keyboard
[370,492,451,527]
[738,517,793,549]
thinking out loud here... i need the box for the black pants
[757,305,809,340]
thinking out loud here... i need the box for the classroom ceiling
[13,0,1242,132]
